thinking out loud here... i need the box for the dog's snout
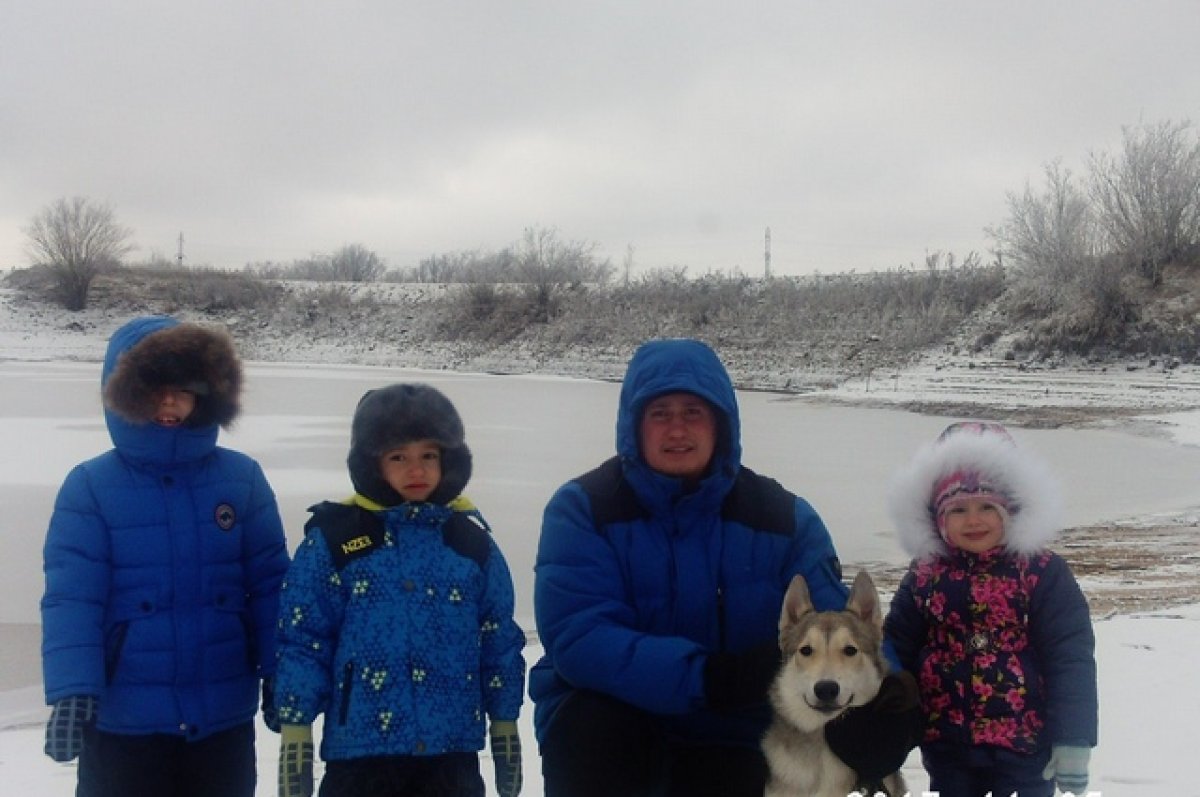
[813,680,840,702]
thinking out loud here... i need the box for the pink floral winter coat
[883,426,1098,755]
[885,547,1097,754]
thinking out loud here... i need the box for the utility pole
[764,226,771,279]
[176,233,185,268]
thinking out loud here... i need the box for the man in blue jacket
[41,315,289,796]
[530,338,912,796]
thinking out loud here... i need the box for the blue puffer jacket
[273,497,526,761]
[41,315,289,740]
[529,338,848,748]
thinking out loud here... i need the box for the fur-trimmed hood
[99,316,242,466]
[347,383,472,507]
[103,316,242,429]
[887,426,1064,560]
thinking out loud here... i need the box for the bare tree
[329,243,386,282]
[987,160,1099,287]
[414,249,508,283]
[24,196,134,310]
[989,160,1139,336]
[513,226,613,322]
[1089,119,1200,286]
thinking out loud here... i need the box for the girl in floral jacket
[884,422,1098,797]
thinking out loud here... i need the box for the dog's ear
[779,573,815,632]
[845,571,881,627]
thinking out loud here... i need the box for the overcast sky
[3,1,1198,278]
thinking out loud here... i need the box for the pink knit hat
[930,422,1015,539]
[931,469,1011,536]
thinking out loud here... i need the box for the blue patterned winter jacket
[273,496,526,761]
[41,316,289,740]
[529,338,849,749]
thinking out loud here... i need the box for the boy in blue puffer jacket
[273,383,526,797]
[41,315,290,796]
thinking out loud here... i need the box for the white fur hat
[887,422,1064,560]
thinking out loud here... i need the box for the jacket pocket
[213,588,254,667]
[105,589,159,683]
[104,623,129,683]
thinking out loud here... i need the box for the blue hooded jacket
[41,315,289,740]
[529,338,848,748]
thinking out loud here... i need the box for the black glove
[261,676,280,733]
[44,694,97,762]
[703,641,782,712]
[824,671,923,783]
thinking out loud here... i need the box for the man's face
[639,392,718,482]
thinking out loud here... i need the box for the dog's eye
[843,645,859,657]
[797,645,813,657]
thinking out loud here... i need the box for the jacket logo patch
[342,535,374,555]
[215,503,236,531]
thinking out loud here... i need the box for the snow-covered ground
[3,293,1200,795]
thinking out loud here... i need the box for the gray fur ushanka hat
[347,383,472,506]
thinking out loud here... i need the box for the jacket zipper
[716,586,727,651]
[338,661,355,725]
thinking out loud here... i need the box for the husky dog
[763,571,906,797]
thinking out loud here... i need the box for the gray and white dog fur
[762,571,905,797]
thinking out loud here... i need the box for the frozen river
[5,359,1200,626]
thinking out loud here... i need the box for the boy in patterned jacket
[273,383,525,797]
[884,421,1098,796]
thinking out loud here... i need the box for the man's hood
[615,339,741,504]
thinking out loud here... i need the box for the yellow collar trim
[346,493,476,512]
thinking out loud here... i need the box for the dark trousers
[76,721,256,797]
[319,752,484,797]
[923,743,1054,797]
[540,690,768,797]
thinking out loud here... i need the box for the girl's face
[153,386,195,427]
[379,439,442,502]
[940,496,1006,554]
